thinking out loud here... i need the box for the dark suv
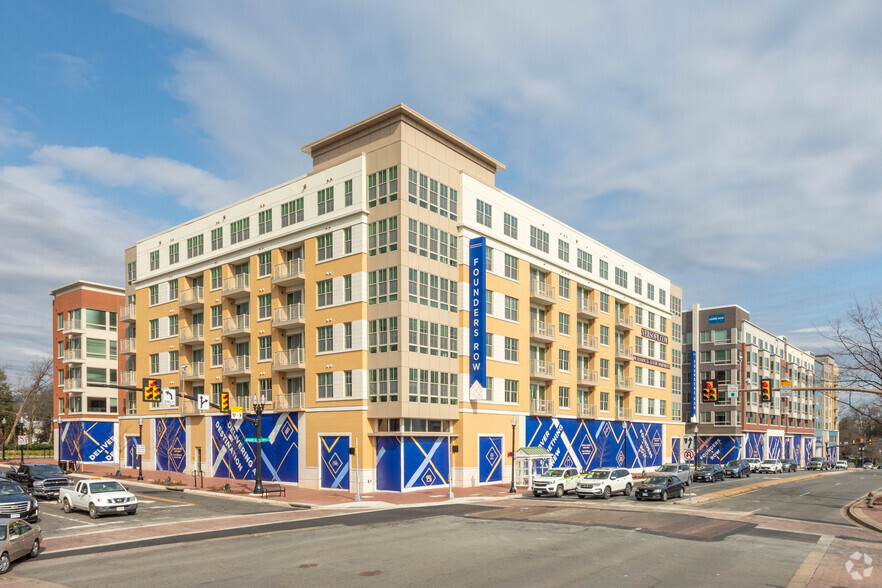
[723,459,751,478]
[6,464,70,500]
[0,480,38,523]
[806,457,829,471]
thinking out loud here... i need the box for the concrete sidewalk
[847,487,882,534]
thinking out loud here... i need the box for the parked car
[780,459,798,473]
[723,459,751,478]
[58,479,137,519]
[758,459,783,474]
[835,460,848,470]
[6,464,70,500]
[0,482,38,524]
[531,468,581,498]
[635,475,687,502]
[0,519,41,574]
[654,463,692,486]
[806,457,829,471]
[575,468,633,499]
[864,462,875,470]
[745,458,762,472]
[693,464,725,483]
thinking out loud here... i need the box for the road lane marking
[133,493,195,505]
[799,491,811,496]
[786,534,833,588]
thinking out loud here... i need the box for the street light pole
[252,395,266,496]
[510,416,518,493]
[137,417,144,481]
[1,418,5,461]
[17,422,23,465]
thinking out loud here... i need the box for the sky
[2,1,882,377]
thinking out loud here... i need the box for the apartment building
[112,104,685,491]
[815,354,840,462]
[51,281,124,463]
[682,305,837,465]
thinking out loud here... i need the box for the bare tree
[7,359,52,446]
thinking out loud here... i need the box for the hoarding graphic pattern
[768,436,783,459]
[479,436,503,483]
[526,418,662,470]
[211,413,299,482]
[403,436,449,489]
[155,417,187,473]
[60,421,115,463]
[696,435,740,464]
[376,436,402,491]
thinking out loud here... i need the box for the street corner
[808,537,880,587]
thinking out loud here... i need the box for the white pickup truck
[531,467,581,497]
[58,479,138,519]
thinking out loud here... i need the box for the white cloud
[38,52,98,91]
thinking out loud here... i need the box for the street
[6,469,881,587]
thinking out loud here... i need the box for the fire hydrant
[868,492,875,509]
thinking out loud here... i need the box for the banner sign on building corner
[469,237,487,399]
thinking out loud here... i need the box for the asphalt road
[9,506,821,588]
[35,484,293,537]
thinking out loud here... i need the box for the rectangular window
[211,344,222,367]
[210,305,223,329]
[368,267,398,304]
[169,243,179,265]
[577,249,592,272]
[659,400,667,416]
[86,338,106,358]
[127,261,137,285]
[230,218,250,244]
[659,289,666,306]
[368,166,398,207]
[149,285,159,306]
[150,250,160,271]
[258,209,272,234]
[476,199,492,227]
[599,260,609,280]
[635,397,644,414]
[210,267,222,290]
[150,354,160,375]
[504,296,518,321]
[317,326,333,353]
[344,322,353,349]
[559,386,570,409]
[600,325,609,346]
[344,274,352,302]
[504,337,518,362]
[316,233,333,261]
[169,315,178,336]
[647,284,655,300]
[600,392,609,411]
[600,293,609,313]
[615,267,628,288]
[281,197,304,227]
[258,252,271,277]
[559,313,570,336]
[344,179,353,206]
[344,227,352,254]
[504,213,518,239]
[168,279,178,301]
[600,359,609,378]
[368,217,398,255]
[558,239,569,262]
[559,277,570,299]
[530,226,549,253]
[317,373,334,399]
[169,350,179,371]
[187,235,204,258]
[504,254,518,280]
[211,227,223,251]
[504,379,518,403]
[258,336,271,361]
[258,294,271,320]
[559,349,570,372]
[317,187,334,215]
[634,277,642,295]
[317,280,333,307]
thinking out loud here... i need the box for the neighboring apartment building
[50,281,124,464]
[815,354,840,462]
[113,104,685,492]
[682,305,837,466]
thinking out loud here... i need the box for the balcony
[615,344,634,360]
[273,348,305,371]
[179,324,205,344]
[530,398,554,416]
[529,359,556,380]
[576,332,599,352]
[63,348,84,363]
[62,319,85,334]
[179,287,204,309]
[233,395,252,411]
[64,378,85,393]
[616,407,633,421]
[529,280,556,305]
[222,275,251,299]
[272,304,305,329]
[530,320,556,342]
[223,356,251,376]
[119,304,136,322]
[577,299,599,319]
[222,315,251,337]
[615,375,634,391]
[615,311,634,330]
[181,362,205,381]
[275,392,305,411]
[121,371,137,386]
[120,338,136,354]
[577,368,599,386]
[272,259,305,287]
[578,403,598,419]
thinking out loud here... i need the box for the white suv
[576,468,633,499]
[532,468,581,497]
[758,459,783,473]
[746,458,762,472]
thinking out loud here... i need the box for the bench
[261,483,286,498]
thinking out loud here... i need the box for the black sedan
[780,459,798,473]
[635,475,686,502]
[723,459,751,478]
[694,464,725,483]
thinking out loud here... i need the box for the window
[317,280,333,307]
[634,277,642,295]
[318,373,334,398]
[648,398,655,415]
[476,199,492,227]
[344,322,353,349]
[127,261,137,285]
[86,309,106,328]
[648,340,656,358]
[559,350,570,371]
[169,350,179,371]
[86,338,106,358]
[210,305,222,329]
[599,260,608,280]
[635,337,643,355]
[150,354,159,374]
[530,226,549,253]
[344,274,352,302]
[368,267,398,304]
[281,198,304,226]
[368,217,398,255]
[659,316,667,334]
[558,240,569,262]
[149,250,160,271]
[504,296,518,321]
[600,358,609,378]
[87,367,106,384]
[647,284,655,300]
[559,386,570,409]
[559,313,570,336]
[600,293,609,313]
[635,397,643,414]
[504,337,518,362]
[317,233,333,261]
[258,336,271,361]
[615,267,627,288]
[635,366,643,384]
[485,246,493,270]
[317,326,333,353]
[210,267,222,290]
[369,368,399,402]
[505,379,518,403]
[149,285,159,306]
[317,187,334,215]
[600,326,609,346]
[344,179,353,206]
[211,344,222,367]
[407,220,456,265]
[211,227,223,251]
[258,294,271,320]
[344,371,353,397]
[168,279,178,301]
[648,311,656,329]
[169,243,179,265]
[671,296,682,316]
[504,213,518,239]
[230,218,250,244]
[600,391,609,411]
[258,252,271,277]
[407,270,458,312]
[187,235,204,258]
[559,277,570,299]
[486,332,494,358]
[486,290,494,315]
[344,227,352,254]
[258,209,272,234]
[659,289,666,306]
[368,166,398,207]
[577,249,592,272]
[504,254,518,280]
[169,315,178,336]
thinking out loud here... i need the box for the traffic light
[142,378,161,403]
[760,378,772,402]
[349,446,357,456]
[701,379,718,403]
[220,392,230,412]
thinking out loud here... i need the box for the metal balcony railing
[530,320,556,341]
[272,259,305,285]
[222,315,250,336]
[578,403,598,418]
[179,287,204,308]
[615,344,634,360]
[181,362,205,380]
[272,304,305,328]
[62,319,85,333]
[222,274,250,297]
[275,392,305,411]
[222,356,250,376]
[121,371,137,386]
[530,398,554,415]
[577,332,599,352]
[119,304,136,322]
[616,407,632,420]
[615,311,634,329]
[273,348,305,370]
[179,324,204,344]
[120,338,136,354]
[577,299,599,318]
[63,348,84,362]
[530,280,556,303]
[577,368,599,385]
[530,359,555,379]
[615,375,634,391]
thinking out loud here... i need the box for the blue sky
[2,1,882,376]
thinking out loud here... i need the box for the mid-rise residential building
[51,281,124,463]
[66,105,685,491]
[815,354,840,461]
[682,305,837,465]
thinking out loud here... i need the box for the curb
[846,488,882,534]
[689,470,847,505]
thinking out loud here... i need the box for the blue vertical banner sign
[469,237,487,399]
[690,350,698,422]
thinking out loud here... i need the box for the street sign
[780,380,792,399]
[684,435,696,450]
[16,436,26,446]
[231,406,243,420]
[197,394,209,411]
[684,449,696,461]
[727,384,738,398]
[135,444,146,455]
[244,437,270,443]
[161,387,177,406]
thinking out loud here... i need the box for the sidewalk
[847,488,882,533]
